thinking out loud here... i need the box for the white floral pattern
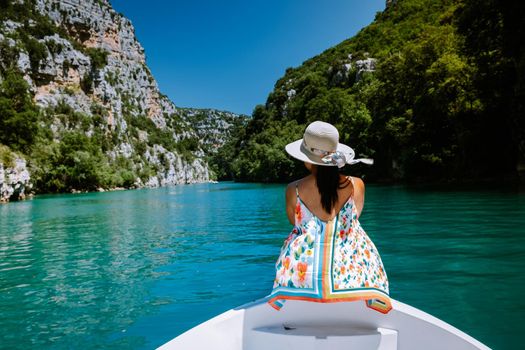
[269,183,391,313]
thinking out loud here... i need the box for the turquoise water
[1,182,524,349]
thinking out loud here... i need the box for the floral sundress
[268,179,392,313]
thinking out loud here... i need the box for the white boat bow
[158,297,490,350]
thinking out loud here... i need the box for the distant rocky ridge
[181,108,247,155]
[0,0,246,202]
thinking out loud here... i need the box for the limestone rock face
[0,157,31,203]
[0,0,244,200]
[141,144,210,187]
[355,57,377,80]
[33,0,164,125]
[181,108,248,155]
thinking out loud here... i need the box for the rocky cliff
[0,0,244,201]
[0,146,31,202]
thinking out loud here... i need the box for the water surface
[1,183,523,349]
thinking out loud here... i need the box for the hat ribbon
[309,145,374,167]
[322,152,347,168]
[308,146,347,168]
[303,140,374,168]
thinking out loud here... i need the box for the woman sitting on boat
[268,121,392,313]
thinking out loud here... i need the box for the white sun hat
[285,121,373,168]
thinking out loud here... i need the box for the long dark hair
[315,166,350,213]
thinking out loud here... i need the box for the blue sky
[110,0,385,115]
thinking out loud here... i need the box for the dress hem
[267,292,392,314]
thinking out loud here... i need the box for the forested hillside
[226,0,524,183]
[0,0,245,201]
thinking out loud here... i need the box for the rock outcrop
[0,0,245,201]
[32,0,169,126]
[0,153,31,202]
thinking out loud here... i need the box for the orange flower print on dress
[297,262,308,282]
[283,257,290,270]
[295,202,302,222]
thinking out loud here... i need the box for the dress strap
[295,183,299,197]
[348,176,355,186]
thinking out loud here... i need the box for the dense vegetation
[0,2,126,192]
[2,0,523,194]
[0,69,156,192]
[0,0,211,194]
[228,0,524,183]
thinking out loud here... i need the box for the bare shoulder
[285,180,300,203]
[349,176,365,198]
[285,180,300,225]
[351,176,365,190]
[286,180,298,190]
[287,176,311,191]
[286,180,298,195]
[349,176,366,217]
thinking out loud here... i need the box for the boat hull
[158,297,490,350]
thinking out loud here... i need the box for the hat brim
[285,139,355,167]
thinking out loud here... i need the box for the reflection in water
[0,183,524,349]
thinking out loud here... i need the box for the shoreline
[3,176,524,204]
[0,179,220,204]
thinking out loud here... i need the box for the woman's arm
[352,177,366,219]
[285,182,297,225]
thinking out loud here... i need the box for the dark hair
[315,166,350,213]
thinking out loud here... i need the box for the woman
[268,121,391,313]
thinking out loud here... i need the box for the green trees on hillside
[228,0,524,183]
[454,0,525,177]
[2,0,522,193]
[0,71,39,153]
[230,118,306,182]
[365,23,479,179]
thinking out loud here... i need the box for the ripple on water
[0,183,523,349]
